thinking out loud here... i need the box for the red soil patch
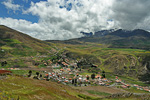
[0,70,12,74]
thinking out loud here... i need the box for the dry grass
[0,76,83,100]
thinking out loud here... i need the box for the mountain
[94,29,116,37]
[80,29,150,38]
[80,31,93,37]
[0,25,54,57]
[109,29,150,37]
[79,29,150,50]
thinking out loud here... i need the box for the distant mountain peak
[80,31,93,37]
[80,29,150,38]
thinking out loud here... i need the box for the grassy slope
[1,75,149,100]
[0,25,55,57]
[0,75,89,100]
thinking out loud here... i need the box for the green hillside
[0,25,54,58]
[0,75,88,100]
[54,42,150,82]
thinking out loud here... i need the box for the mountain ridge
[81,29,150,38]
[76,29,150,50]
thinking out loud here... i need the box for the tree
[72,79,74,84]
[36,72,40,77]
[102,73,105,78]
[86,75,89,80]
[102,70,105,73]
[4,61,7,65]
[1,61,7,67]
[74,78,77,86]
[1,62,5,66]
[40,74,42,78]
[29,70,32,74]
[28,70,32,77]
[34,62,39,66]
[91,73,95,79]
[102,70,105,78]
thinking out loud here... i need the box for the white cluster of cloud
[2,0,21,12]
[0,0,150,40]
[0,17,44,37]
[23,0,116,40]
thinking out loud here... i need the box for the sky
[0,0,150,40]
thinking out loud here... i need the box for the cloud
[0,17,65,40]
[1,0,150,40]
[22,0,115,40]
[2,0,21,12]
[111,0,150,30]
[0,18,41,38]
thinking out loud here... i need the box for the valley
[1,25,150,100]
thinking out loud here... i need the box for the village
[1,55,150,94]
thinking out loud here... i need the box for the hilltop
[0,25,54,57]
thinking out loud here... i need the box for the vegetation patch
[1,46,13,50]
[3,39,22,44]
[87,90,111,96]
[78,94,96,100]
